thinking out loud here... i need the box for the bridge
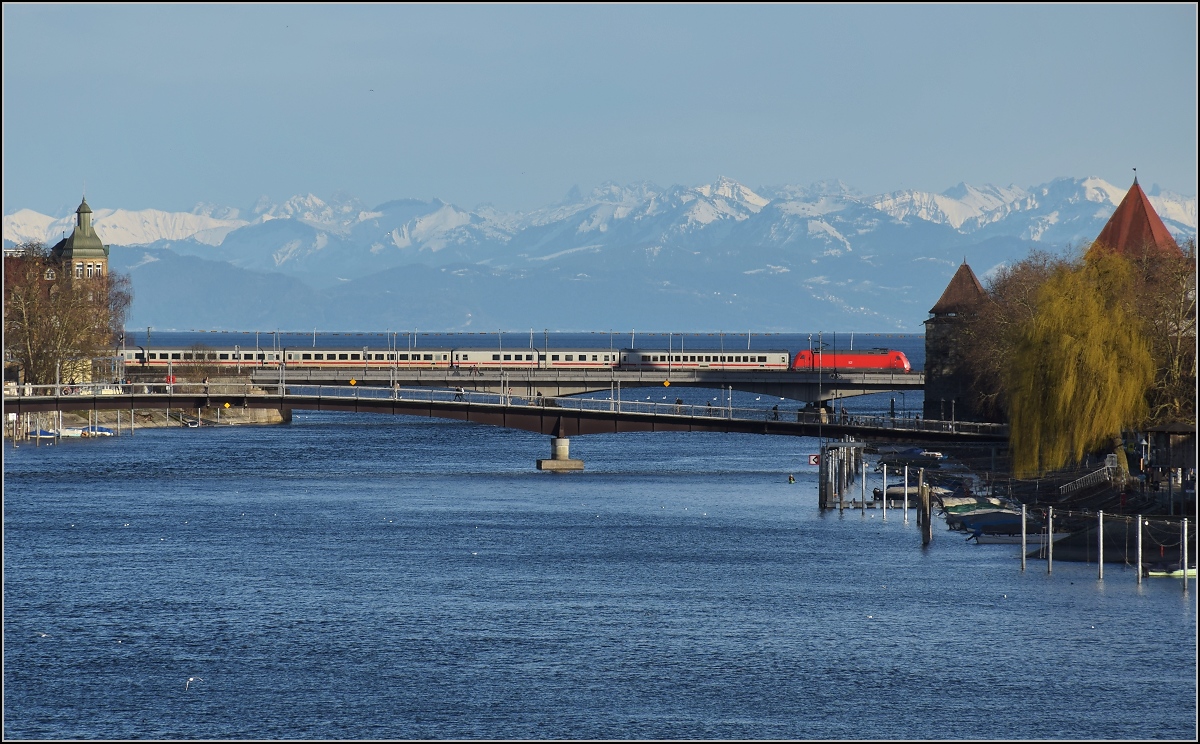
[249,367,924,404]
[4,381,1005,445]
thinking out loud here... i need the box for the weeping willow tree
[1004,251,1155,477]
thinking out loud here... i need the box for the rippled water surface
[4,411,1196,739]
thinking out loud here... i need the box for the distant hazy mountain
[5,176,1195,333]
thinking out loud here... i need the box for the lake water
[4,411,1196,739]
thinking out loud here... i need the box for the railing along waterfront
[4,381,1006,439]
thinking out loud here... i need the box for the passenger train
[117,346,911,373]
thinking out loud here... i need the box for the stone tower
[923,261,987,422]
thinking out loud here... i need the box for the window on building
[44,269,55,280]
[75,262,83,278]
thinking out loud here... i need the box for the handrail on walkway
[5,381,1007,438]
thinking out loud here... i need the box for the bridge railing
[283,384,1005,437]
[5,382,1007,438]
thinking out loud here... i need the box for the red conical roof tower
[928,261,987,316]
[1092,176,1181,257]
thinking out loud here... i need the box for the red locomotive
[791,348,911,372]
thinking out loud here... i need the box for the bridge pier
[537,436,584,472]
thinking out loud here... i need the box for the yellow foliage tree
[1004,251,1155,477]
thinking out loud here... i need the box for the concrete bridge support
[537,436,584,472]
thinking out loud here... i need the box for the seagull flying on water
[185,676,204,691]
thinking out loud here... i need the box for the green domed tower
[49,197,109,279]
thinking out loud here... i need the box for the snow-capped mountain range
[4,176,1195,333]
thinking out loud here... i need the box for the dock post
[860,451,866,514]
[1136,516,1143,585]
[818,444,827,510]
[881,464,887,521]
[1183,518,1189,593]
[1098,511,1104,580]
[915,467,923,528]
[1020,504,1027,571]
[904,465,910,524]
[1047,506,1054,574]
[919,468,932,545]
[841,446,849,505]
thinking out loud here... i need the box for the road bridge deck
[5,382,1004,444]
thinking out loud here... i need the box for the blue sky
[3,3,1196,217]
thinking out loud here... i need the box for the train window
[172,353,182,360]
[388,354,395,360]
[591,355,597,361]
[350,354,360,360]
[220,354,229,360]
[673,356,680,362]
[183,353,193,360]
[539,354,546,361]
[525,354,532,361]
[423,354,433,361]
[313,353,323,360]
[502,354,510,361]
[492,354,501,361]
[565,355,573,361]
[397,354,408,360]
[758,356,766,362]
[551,355,559,361]
[334,354,346,360]
[302,353,311,360]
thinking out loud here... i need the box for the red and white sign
[808,454,820,466]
